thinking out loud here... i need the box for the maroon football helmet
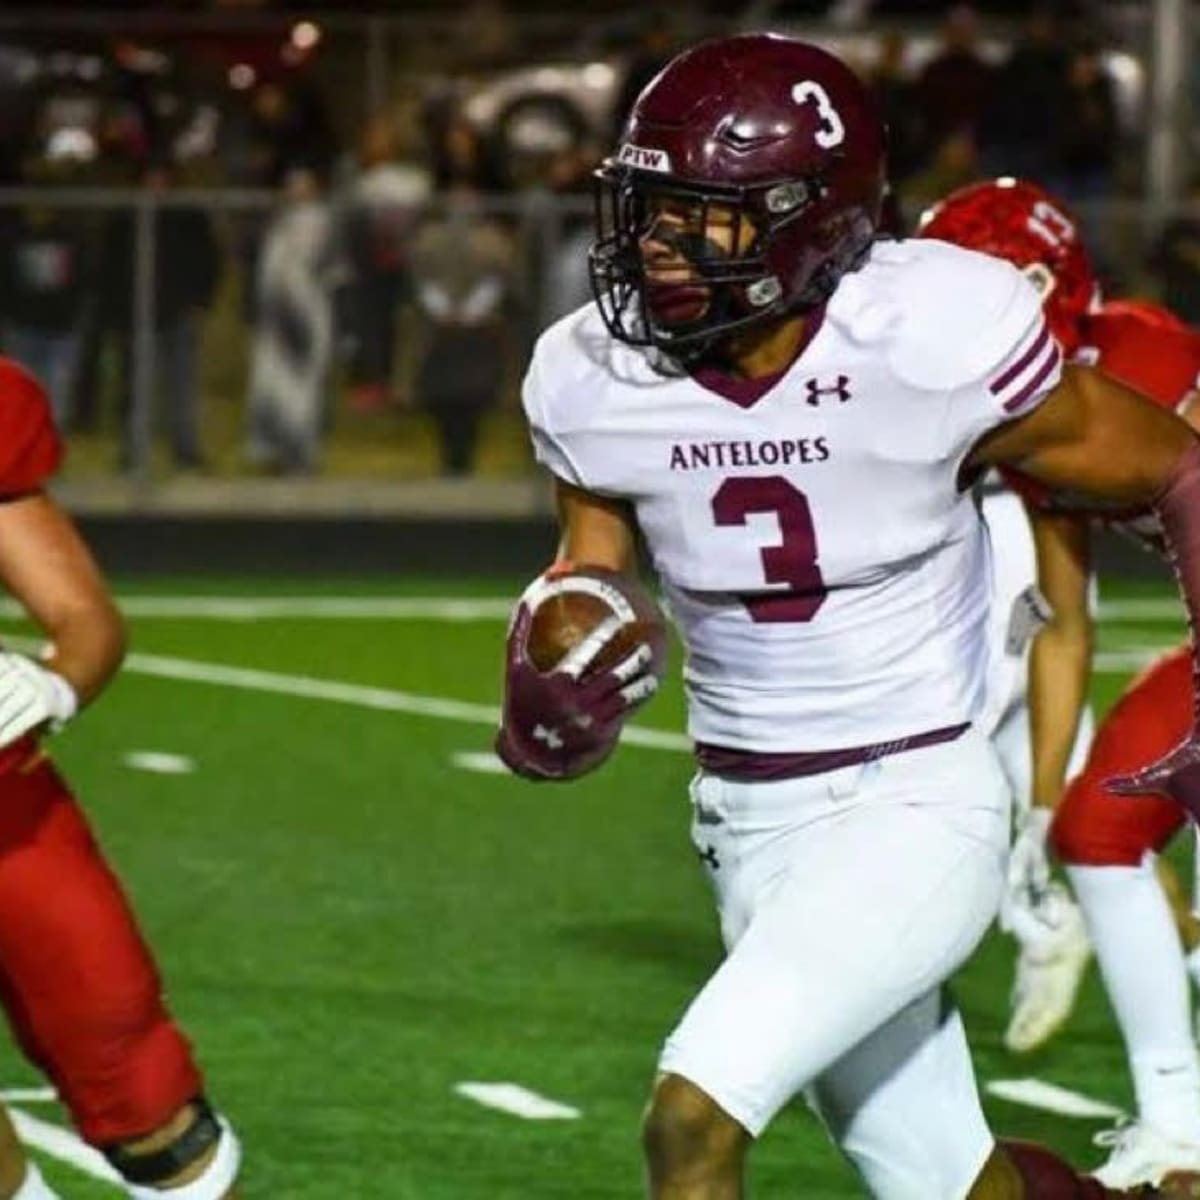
[590,34,886,359]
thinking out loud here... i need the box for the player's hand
[495,600,658,781]
[1001,806,1055,933]
[0,652,77,750]
[1107,732,1200,821]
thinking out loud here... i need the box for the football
[524,565,666,678]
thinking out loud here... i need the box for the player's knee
[642,1074,745,1178]
[103,1097,240,1199]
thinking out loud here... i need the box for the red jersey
[0,357,61,495]
[1078,303,1200,410]
[0,358,62,775]
[1002,302,1200,534]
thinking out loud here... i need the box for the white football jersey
[524,239,1063,752]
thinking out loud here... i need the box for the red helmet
[918,178,1098,355]
[589,34,886,359]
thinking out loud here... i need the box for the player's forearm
[40,600,126,706]
[1028,620,1093,810]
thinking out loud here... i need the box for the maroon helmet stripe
[1002,342,1061,413]
[989,321,1051,395]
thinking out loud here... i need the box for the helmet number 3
[791,81,845,149]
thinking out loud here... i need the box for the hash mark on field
[454,1082,581,1120]
[123,750,196,775]
[7,1107,121,1183]
[985,1078,1125,1120]
[452,751,509,774]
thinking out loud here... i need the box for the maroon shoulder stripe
[989,321,1051,396]
[1002,342,1061,413]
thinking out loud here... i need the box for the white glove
[0,652,77,750]
[1000,806,1055,934]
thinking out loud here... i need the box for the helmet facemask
[589,163,827,363]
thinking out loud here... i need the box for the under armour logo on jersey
[804,375,851,406]
[698,844,720,870]
[532,723,564,750]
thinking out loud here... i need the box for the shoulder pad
[835,240,1043,392]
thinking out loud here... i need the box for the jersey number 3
[712,476,827,623]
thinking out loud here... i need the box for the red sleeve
[1084,310,1200,410]
[0,359,62,496]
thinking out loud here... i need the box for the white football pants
[659,728,1010,1199]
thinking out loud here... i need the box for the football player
[922,178,1200,1186]
[498,33,1200,1200]
[0,360,241,1200]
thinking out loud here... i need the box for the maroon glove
[1108,439,1200,820]
[495,598,658,782]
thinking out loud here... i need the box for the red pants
[1051,646,1192,866]
[0,756,202,1145]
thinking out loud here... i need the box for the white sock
[1069,858,1200,1142]
[12,1163,61,1199]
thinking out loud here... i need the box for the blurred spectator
[535,143,599,329]
[611,13,678,141]
[1047,40,1118,221]
[915,5,994,149]
[869,32,924,183]
[246,168,338,475]
[0,171,94,430]
[338,114,431,412]
[88,161,220,471]
[135,161,221,470]
[896,129,981,230]
[237,80,337,190]
[979,6,1069,178]
[1151,178,1200,326]
[227,78,337,327]
[410,126,520,476]
[427,97,502,192]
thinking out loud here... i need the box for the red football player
[0,360,241,1200]
[923,178,1200,1186]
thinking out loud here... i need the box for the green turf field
[0,574,1187,1198]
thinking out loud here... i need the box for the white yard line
[0,596,514,622]
[1098,598,1184,623]
[0,1088,55,1104]
[7,1107,121,1184]
[984,1078,1125,1120]
[0,592,1178,625]
[453,1082,581,1120]
[120,651,693,754]
[1094,646,1180,673]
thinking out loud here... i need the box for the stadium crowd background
[0,0,1191,505]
